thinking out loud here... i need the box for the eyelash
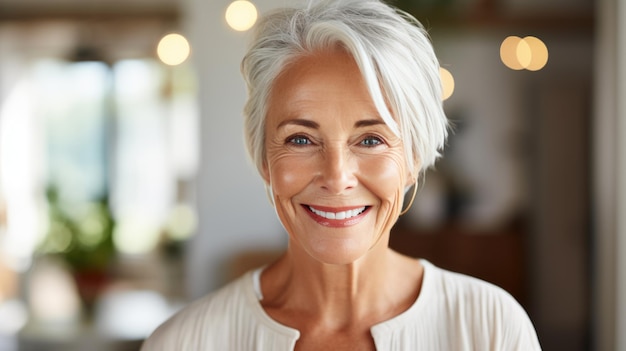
[285,134,386,148]
[359,135,384,147]
[286,135,313,146]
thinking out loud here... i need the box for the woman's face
[263,49,413,265]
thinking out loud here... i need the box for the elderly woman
[142,0,541,350]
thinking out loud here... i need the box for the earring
[400,181,418,216]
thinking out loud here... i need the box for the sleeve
[139,312,196,351]
[139,294,217,351]
[447,268,542,351]
[494,290,542,351]
[140,325,172,351]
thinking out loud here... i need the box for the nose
[316,145,358,194]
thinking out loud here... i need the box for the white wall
[183,0,288,298]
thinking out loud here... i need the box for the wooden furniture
[390,223,529,307]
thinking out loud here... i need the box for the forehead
[267,49,377,120]
[278,49,360,85]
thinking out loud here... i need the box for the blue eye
[288,136,311,145]
[360,136,383,147]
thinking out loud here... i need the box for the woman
[142,0,541,349]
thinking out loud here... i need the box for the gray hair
[241,0,448,179]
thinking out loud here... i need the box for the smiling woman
[141,0,542,350]
[262,50,410,266]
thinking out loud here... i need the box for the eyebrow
[354,119,386,128]
[277,119,320,130]
[276,118,385,130]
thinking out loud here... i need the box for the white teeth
[308,206,366,220]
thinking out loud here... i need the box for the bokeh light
[157,33,191,66]
[524,36,549,71]
[164,203,198,241]
[515,38,532,68]
[28,259,81,324]
[225,0,258,32]
[500,36,525,70]
[439,67,455,101]
[113,216,161,255]
[500,36,549,71]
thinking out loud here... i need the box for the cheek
[360,154,407,204]
[268,155,313,197]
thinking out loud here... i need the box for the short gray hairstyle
[241,0,448,179]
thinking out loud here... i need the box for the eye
[287,135,312,146]
[360,135,383,147]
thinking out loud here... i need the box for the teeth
[308,206,366,220]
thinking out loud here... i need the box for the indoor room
[0,0,622,350]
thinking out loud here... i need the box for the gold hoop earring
[400,182,418,216]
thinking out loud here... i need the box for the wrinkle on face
[262,49,413,264]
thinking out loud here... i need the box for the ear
[405,177,414,188]
[405,158,421,188]
[405,176,416,190]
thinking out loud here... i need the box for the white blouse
[141,260,541,350]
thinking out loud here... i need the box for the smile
[306,206,367,220]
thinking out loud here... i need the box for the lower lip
[303,206,370,228]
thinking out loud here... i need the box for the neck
[261,242,421,330]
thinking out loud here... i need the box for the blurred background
[0,0,621,350]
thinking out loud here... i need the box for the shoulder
[422,261,542,350]
[420,260,516,306]
[427,261,518,306]
[140,272,252,351]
